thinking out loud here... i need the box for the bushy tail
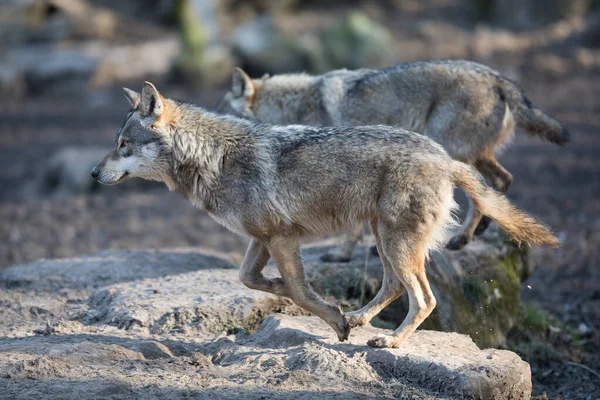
[501,79,570,146]
[451,161,560,247]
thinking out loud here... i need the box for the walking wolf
[217,60,568,261]
[92,82,559,348]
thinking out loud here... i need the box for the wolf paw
[474,216,492,236]
[367,334,399,348]
[446,233,470,250]
[345,311,368,328]
[320,250,352,263]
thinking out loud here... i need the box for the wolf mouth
[102,171,130,185]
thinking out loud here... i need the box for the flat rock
[0,248,532,399]
[0,248,237,291]
[85,268,304,334]
[247,315,532,400]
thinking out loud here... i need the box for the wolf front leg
[239,239,289,297]
[267,236,350,341]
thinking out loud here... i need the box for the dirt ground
[1,2,600,398]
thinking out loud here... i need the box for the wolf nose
[91,167,99,179]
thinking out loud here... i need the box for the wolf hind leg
[346,218,406,328]
[446,195,483,250]
[367,223,436,349]
[320,224,363,263]
[268,236,350,341]
[474,215,492,236]
[467,105,515,238]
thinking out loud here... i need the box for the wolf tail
[501,79,570,145]
[451,161,560,247]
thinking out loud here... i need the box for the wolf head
[91,82,175,187]
[218,68,315,125]
[217,68,258,118]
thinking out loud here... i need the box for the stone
[0,246,532,399]
[0,248,238,291]
[248,315,532,400]
[230,12,397,75]
[8,45,97,94]
[28,146,161,198]
[5,38,179,95]
[31,146,111,197]
[310,11,397,73]
[231,16,308,74]
[85,267,304,334]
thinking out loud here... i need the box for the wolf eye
[120,140,128,148]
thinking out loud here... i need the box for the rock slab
[0,248,531,399]
[250,315,532,400]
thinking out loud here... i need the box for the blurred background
[0,0,598,398]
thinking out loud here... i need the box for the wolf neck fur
[257,75,317,123]
[168,105,250,210]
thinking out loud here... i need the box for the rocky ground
[0,246,533,400]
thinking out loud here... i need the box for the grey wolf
[91,82,559,348]
[217,60,569,261]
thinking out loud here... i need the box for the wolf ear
[123,87,140,108]
[140,81,164,119]
[232,67,254,99]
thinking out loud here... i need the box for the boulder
[31,146,110,197]
[85,268,305,333]
[309,11,398,73]
[0,248,238,291]
[3,224,532,350]
[230,12,397,75]
[8,45,97,94]
[247,315,532,399]
[0,246,532,399]
[172,0,235,86]
[231,16,308,74]
[5,38,179,95]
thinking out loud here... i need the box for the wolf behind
[217,60,569,261]
[92,82,559,348]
